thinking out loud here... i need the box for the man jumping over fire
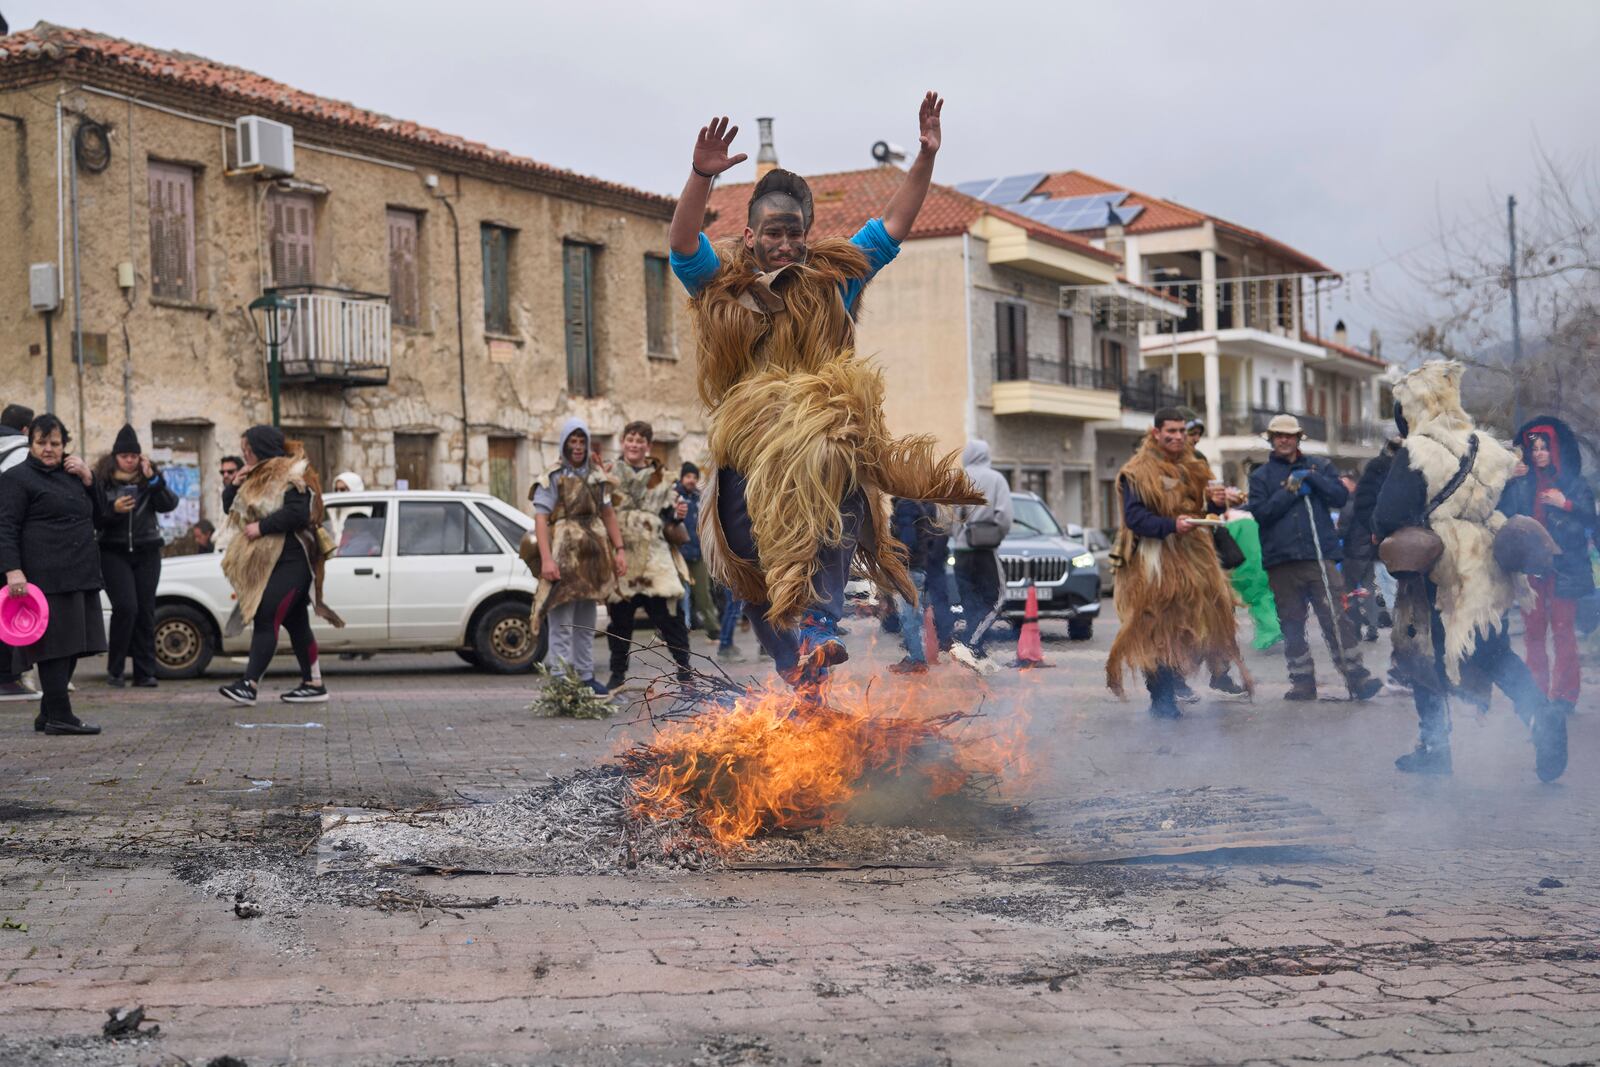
[668,93,979,685]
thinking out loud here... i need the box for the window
[477,502,531,551]
[397,501,499,556]
[1020,469,1050,505]
[1260,378,1270,407]
[148,162,197,301]
[564,241,597,396]
[995,302,1027,381]
[329,502,387,558]
[394,433,434,491]
[1098,337,1124,384]
[481,224,512,334]
[644,254,671,357]
[1277,381,1289,412]
[267,191,316,287]
[488,437,518,505]
[1057,315,1074,375]
[387,209,421,327]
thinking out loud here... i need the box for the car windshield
[1010,497,1062,537]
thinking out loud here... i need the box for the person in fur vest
[1107,408,1251,719]
[217,426,343,706]
[1498,415,1596,717]
[666,95,981,686]
[1372,361,1566,781]
[604,421,694,691]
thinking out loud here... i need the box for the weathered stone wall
[0,78,704,523]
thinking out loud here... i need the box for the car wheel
[1067,616,1094,641]
[473,600,538,673]
[154,603,215,679]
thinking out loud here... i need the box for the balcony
[1218,405,1327,441]
[274,285,391,387]
[992,353,1122,420]
[1118,377,1184,414]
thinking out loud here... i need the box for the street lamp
[247,290,296,428]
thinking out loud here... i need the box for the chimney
[1369,328,1383,359]
[1333,318,1348,347]
[1103,203,1126,264]
[755,117,778,180]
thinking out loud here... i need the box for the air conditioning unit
[236,116,295,177]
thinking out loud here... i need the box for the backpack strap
[1423,433,1479,521]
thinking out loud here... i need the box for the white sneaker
[950,642,1000,676]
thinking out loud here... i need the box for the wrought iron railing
[1119,378,1185,414]
[994,352,1120,392]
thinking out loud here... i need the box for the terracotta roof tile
[1305,332,1387,368]
[0,22,673,210]
[704,167,1117,263]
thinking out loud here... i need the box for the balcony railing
[1119,378,1184,414]
[994,352,1120,391]
[274,285,391,386]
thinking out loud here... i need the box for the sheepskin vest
[221,455,343,630]
[609,459,687,603]
[528,465,616,637]
[1106,435,1250,696]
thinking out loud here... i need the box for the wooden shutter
[488,437,517,504]
[563,242,595,397]
[644,254,669,355]
[481,226,509,334]
[995,303,1027,380]
[268,192,316,287]
[387,210,419,327]
[147,163,196,301]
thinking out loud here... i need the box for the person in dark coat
[675,462,721,644]
[93,424,179,687]
[0,403,38,703]
[1346,438,1401,633]
[1498,415,1597,716]
[0,415,107,734]
[1247,414,1381,702]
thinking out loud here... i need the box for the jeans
[718,595,746,650]
[897,569,927,664]
[924,556,955,648]
[953,549,1005,655]
[1524,578,1580,703]
[545,599,598,680]
[101,544,163,681]
[715,466,869,674]
[1266,560,1369,688]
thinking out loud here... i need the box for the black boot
[1395,742,1451,775]
[1346,671,1383,702]
[1533,704,1568,783]
[1209,671,1246,695]
[1149,696,1183,720]
[1284,678,1317,701]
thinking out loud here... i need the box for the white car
[132,490,540,677]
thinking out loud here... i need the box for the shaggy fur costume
[608,459,688,603]
[527,465,616,639]
[1392,360,1522,682]
[1105,435,1251,696]
[690,237,981,627]
[221,454,344,631]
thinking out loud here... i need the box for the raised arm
[669,117,748,256]
[881,92,943,242]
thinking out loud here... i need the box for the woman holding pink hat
[0,414,106,735]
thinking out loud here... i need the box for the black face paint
[747,204,808,272]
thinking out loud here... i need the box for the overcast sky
[11,0,1599,353]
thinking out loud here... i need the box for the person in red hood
[1499,415,1598,716]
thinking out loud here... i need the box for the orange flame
[627,677,1029,846]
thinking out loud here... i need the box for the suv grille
[1000,556,1069,584]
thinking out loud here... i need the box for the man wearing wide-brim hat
[1246,414,1383,702]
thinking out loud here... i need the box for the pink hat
[0,584,49,645]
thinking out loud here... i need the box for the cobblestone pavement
[2,614,1598,1066]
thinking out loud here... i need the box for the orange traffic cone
[1015,582,1045,667]
[923,604,940,664]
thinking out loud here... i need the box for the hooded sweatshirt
[331,471,366,493]
[1498,415,1597,599]
[952,440,1012,550]
[532,416,608,515]
[0,425,27,476]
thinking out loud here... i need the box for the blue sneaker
[584,677,609,697]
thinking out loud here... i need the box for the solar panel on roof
[980,172,1048,204]
[954,178,999,199]
[1006,192,1144,232]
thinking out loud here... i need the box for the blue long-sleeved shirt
[668,219,900,315]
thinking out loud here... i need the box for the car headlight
[1071,552,1096,570]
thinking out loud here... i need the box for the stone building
[0,23,704,536]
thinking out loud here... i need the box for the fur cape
[220,454,343,632]
[527,464,616,638]
[690,237,981,626]
[1105,434,1251,696]
[1392,360,1522,682]
[608,459,688,603]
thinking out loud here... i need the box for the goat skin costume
[691,238,981,627]
[1105,435,1251,696]
[526,464,616,640]
[608,459,688,603]
[221,453,344,633]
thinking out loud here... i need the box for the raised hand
[692,117,748,178]
[917,91,943,155]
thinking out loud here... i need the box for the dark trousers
[953,549,1005,654]
[101,544,163,681]
[36,656,81,723]
[1267,560,1369,688]
[244,547,319,683]
[1411,596,1545,748]
[607,594,692,681]
[685,558,720,640]
[0,640,17,686]
[1145,664,1181,705]
[715,466,869,674]
[1342,556,1378,630]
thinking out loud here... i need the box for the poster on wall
[150,446,201,543]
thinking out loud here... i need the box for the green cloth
[1226,515,1282,650]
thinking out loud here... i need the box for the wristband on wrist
[691,164,715,180]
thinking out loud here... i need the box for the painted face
[620,431,651,466]
[1155,420,1188,459]
[744,199,808,271]
[1270,432,1301,460]
[30,430,65,467]
[563,431,588,468]
[1530,435,1552,469]
[115,452,141,473]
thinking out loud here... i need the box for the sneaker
[1174,679,1201,704]
[1533,705,1568,783]
[717,644,747,663]
[105,674,127,688]
[132,677,158,689]
[1347,674,1383,702]
[1362,626,1379,643]
[1395,743,1451,775]
[796,611,849,674]
[1283,684,1318,702]
[219,679,258,705]
[281,684,329,704]
[1209,672,1246,695]
[888,657,928,675]
[0,681,41,702]
[1386,668,1412,692]
[605,673,628,694]
[584,678,610,697]
[949,642,998,676]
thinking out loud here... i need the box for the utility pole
[1507,195,1524,429]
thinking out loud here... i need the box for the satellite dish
[871,140,907,165]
